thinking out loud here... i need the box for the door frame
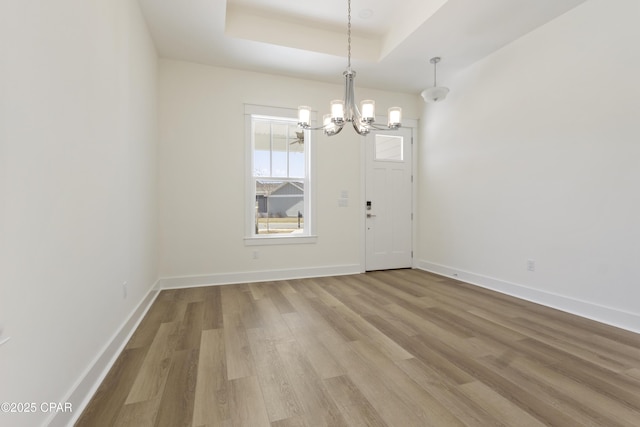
[360,118,418,272]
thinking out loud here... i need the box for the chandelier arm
[352,99,363,124]
[300,121,347,132]
[366,122,402,131]
[351,120,369,136]
[343,69,365,125]
[344,73,352,118]
[299,124,329,131]
[332,124,346,136]
[344,70,356,123]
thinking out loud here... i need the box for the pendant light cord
[433,60,437,86]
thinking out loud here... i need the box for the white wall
[0,1,158,426]
[158,60,419,285]
[418,0,640,331]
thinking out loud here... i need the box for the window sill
[244,235,318,246]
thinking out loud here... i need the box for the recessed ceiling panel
[138,0,587,93]
[225,3,381,61]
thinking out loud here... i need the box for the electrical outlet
[252,250,259,260]
[527,259,536,272]
[123,281,128,299]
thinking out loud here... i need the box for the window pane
[271,123,288,177]
[255,179,304,235]
[375,134,403,161]
[289,130,305,178]
[253,121,271,176]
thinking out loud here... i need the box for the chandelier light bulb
[298,106,311,127]
[361,100,375,123]
[330,100,345,123]
[388,107,402,128]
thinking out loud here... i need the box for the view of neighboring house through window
[251,114,309,236]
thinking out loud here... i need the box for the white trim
[244,104,316,242]
[244,235,317,246]
[417,260,640,334]
[48,281,161,427]
[411,124,418,269]
[245,111,254,238]
[243,104,318,122]
[244,104,296,119]
[158,264,361,289]
[359,132,367,273]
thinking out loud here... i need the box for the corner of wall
[47,282,160,427]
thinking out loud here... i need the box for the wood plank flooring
[76,269,640,426]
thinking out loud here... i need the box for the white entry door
[365,127,413,271]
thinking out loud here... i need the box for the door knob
[367,213,377,218]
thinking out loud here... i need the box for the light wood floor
[76,269,640,426]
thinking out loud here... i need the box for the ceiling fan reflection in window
[289,131,304,145]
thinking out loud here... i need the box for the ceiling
[137,0,586,94]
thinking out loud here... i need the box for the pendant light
[421,57,450,103]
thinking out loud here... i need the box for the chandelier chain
[347,0,351,69]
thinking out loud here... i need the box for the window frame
[244,104,317,245]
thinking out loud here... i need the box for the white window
[245,105,316,244]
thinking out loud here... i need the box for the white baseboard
[417,260,640,334]
[47,281,161,427]
[158,264,362,289]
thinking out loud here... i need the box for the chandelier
[297,0,402,136]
